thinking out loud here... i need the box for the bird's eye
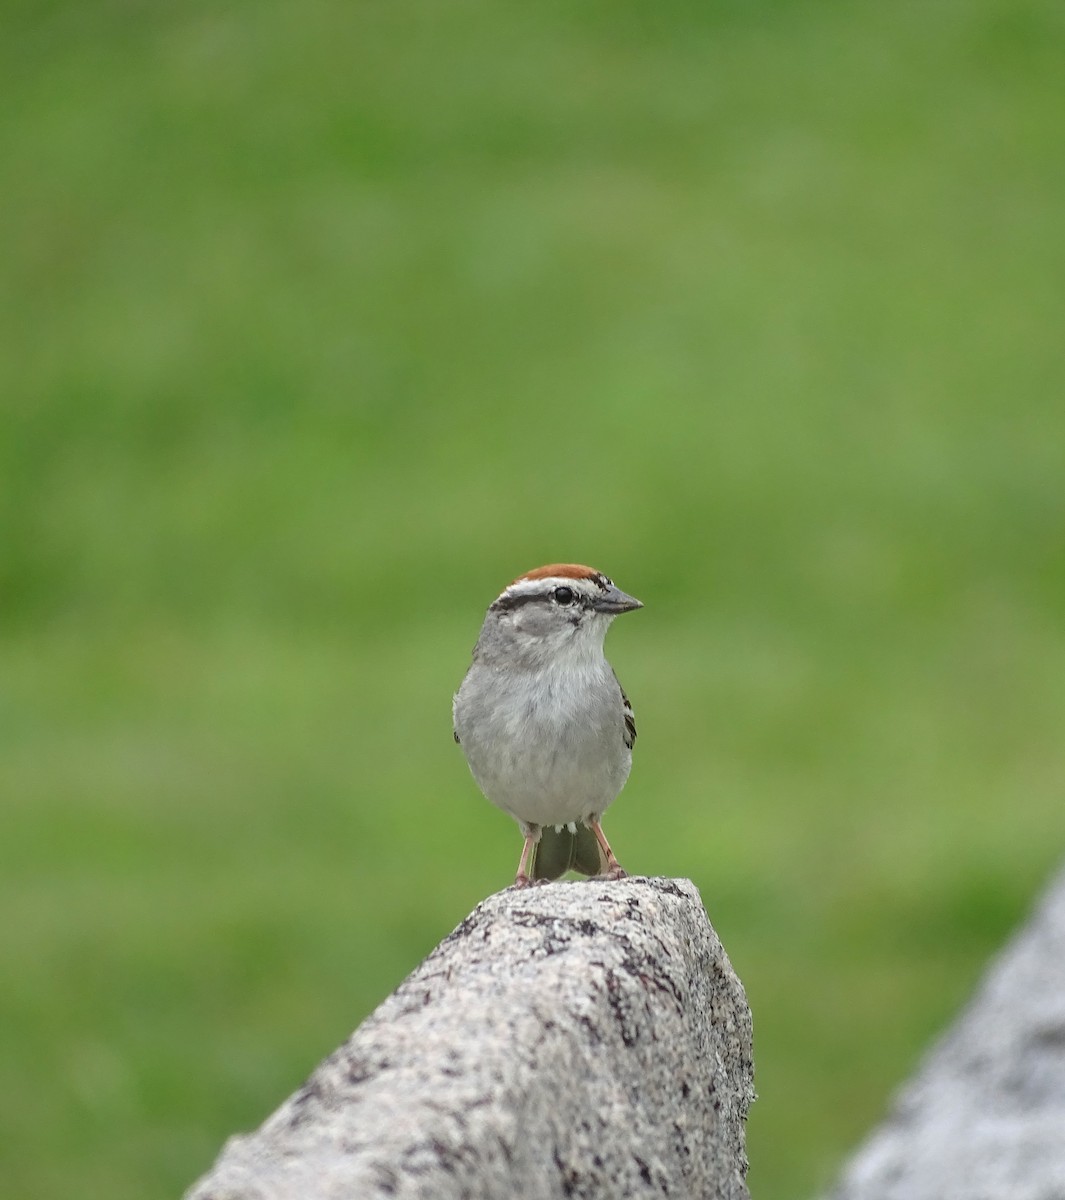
[553,586,575,606]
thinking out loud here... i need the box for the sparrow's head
[476,563,642,668]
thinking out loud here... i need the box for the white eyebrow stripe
[503,577,582,598]
[504,572,611,597]
[491,575,602,612]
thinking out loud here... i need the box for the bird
[452,563,643,887]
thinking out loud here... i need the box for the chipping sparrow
[453,564,642,887]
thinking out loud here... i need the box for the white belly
[455,663,631,829]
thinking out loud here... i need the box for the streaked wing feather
[615,672,637,749]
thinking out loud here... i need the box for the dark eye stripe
[490,591,543,613]
[491,583,589,614]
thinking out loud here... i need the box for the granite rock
[829,866,1065,1200]
[186,876,755,1200]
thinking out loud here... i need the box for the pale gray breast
[453,661,631,824]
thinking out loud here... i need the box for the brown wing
[616,673,637,749]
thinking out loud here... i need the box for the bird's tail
[530,824,605,881]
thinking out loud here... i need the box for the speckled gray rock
[829,866,1065,1200]
[186,876,754,1200]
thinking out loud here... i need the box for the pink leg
[587,818,626,880]
[513,830,539,887]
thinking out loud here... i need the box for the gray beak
[592,585,643,615]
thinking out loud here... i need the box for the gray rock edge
[828,865,1065,1200]
[186,875,755,1200]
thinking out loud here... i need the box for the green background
[3,1,1064,1197]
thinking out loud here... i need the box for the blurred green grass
[2,1,1064,1196]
